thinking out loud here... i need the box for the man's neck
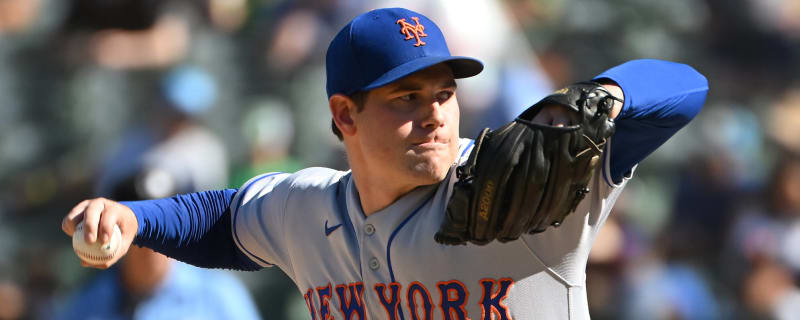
[351,170,416,216]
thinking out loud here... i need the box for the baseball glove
[435,81,621,245]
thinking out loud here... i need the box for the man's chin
[408,161,451,185]
[405,147,456,183]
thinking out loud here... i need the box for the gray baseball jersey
[232,138,628,320]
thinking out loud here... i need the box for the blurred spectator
[623,259,721,320]
[743,258,800,320]
[89,15,189,70]
[230,98,304,188]
[767,87,800,156]
[238,0,355,168]
[63,0,191,70]
[0,280,26,320]
[767,157,800,222]
[0,0,42,35]
[585,216,627,319]
[94,66,227,198]
[54,246,260,320]
[590,192,722,320]
[265,9,325,75]
[747,0,800,38]
[206,0,248,32]
[723,155,800,318]
[52,66,261,319]
[668,152,740,261]
[65,0,161,31]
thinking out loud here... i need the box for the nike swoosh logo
[325,220,343,236]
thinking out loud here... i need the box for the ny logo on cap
[396,17,427,47]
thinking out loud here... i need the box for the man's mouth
[411,138,449,150]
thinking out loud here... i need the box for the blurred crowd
[1,0,799,319]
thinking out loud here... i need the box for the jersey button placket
[369,257,380,270]
[364,224,375,235]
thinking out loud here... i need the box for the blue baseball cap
[325,8,484,98]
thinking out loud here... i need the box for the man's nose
[420,101,445,129]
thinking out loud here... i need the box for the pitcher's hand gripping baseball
[62,198,139,268]
[435,81,621,245]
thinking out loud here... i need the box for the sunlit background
[1,0,800,319]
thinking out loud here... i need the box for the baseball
[72,222,121,265]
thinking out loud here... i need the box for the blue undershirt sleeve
[593,59,709,184]
[121,189,262,271]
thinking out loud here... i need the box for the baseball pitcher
[61,7,708,319]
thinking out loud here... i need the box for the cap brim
[362,56,484,92]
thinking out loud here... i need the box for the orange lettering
[397,17,428,47]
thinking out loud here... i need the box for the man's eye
[436,91,453,102]
[399,94,414,101]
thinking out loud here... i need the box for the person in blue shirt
[54,246,260,320]
[55,65,261,320]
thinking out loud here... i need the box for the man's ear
[329,94,357,137]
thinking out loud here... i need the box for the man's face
[351,63,460,188]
